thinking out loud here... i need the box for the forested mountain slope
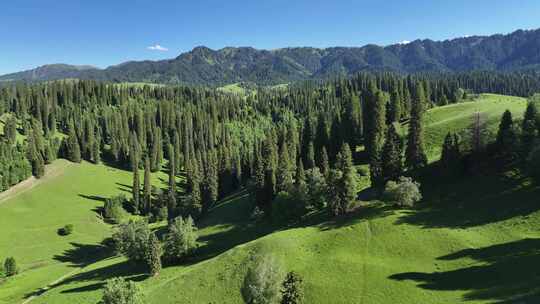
[3,29,540,85]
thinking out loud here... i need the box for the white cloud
[147,44,169,51]
[398,40,411,45]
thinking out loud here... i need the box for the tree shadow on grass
[58,261,147,294]
[389,238,540,303]
[179,189,278,264]
[396,165,540,229]
[53,242,112,267]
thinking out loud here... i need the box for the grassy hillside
[1,93,536,304]
[0,160,174,304]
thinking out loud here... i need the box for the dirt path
[0,160,72,205]
[20,267,82,304]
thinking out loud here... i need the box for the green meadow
[1,93,538,304]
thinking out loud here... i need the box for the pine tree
[132,156,140,215]
[405,84,428,171]
[188,157,202,217]
[522,102,538,156]
[381,124,403,184]
[67,122,81,163]
[168,144,176,194]
[143,156,152,215]
[277,143,294,192]
[367,91,386,188]
[388,86,402,123]
[334,143,357,215]
[496,110,517,159]
[440,132,461,176]
[318,146,330,177]
[146,233,162,276]
[203,150,219,211]
[306,141,315,169]
[280,271,305,304]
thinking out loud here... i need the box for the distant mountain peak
[3,28,540,85]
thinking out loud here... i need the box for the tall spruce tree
[131,150,141,215]
[334,143,358,215]
[381,124,403,184]
[522,102,538,156]
[146,233,162,276]
[277,143,294,192]
[405,84,428,171]
[496,110,517,159]
[368,91,387,188]
[143,156,152,215]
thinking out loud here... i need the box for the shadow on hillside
[396,164,540,229]
[58,261,147,294]
[389,238,540,303]
[78,194,107,203]
[53,242,111,267]
[115,182,132,194]
[301,203,394,231]
[24,244,142,298]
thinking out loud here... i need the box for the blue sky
[1,0,540,74]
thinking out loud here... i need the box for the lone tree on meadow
[280,271,305,304]
[102,277,143,304]
[242,254,284,304]
[4,257,18,277]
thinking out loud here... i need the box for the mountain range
[2,28,540,85]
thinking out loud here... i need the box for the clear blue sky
[1,0,540,74]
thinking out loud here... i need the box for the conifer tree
[306,141,315,169]
[132,154,140,215]
[405,84,428,171]
[188,157,202,217]
[143,156,152,215]
[145,233,162,276]
[67,122,82,163]
[168,144,176,194]
[381,124,403,184]
[389,86,402,123]
[203,150,219,211]
[367,91,386,188]
[334,143,357,215]
[319,146,330,177]
[440,132,461,176]
[277,143,294,192]
[522,102,538,156]
[496,110,517,159]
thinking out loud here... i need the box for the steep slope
[3,29,540,85]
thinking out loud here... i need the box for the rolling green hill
[1,94,536,304]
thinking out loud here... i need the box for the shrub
[271,191,306,223]
[4,257,18,277]
[384,176,422,207]
[281,271,305,304]
[242,254,284,304]
[112,220,152,263]
[101,277,143,304]
[58,224,74,236]
[103,195,127,223]
[164,216,198,262]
